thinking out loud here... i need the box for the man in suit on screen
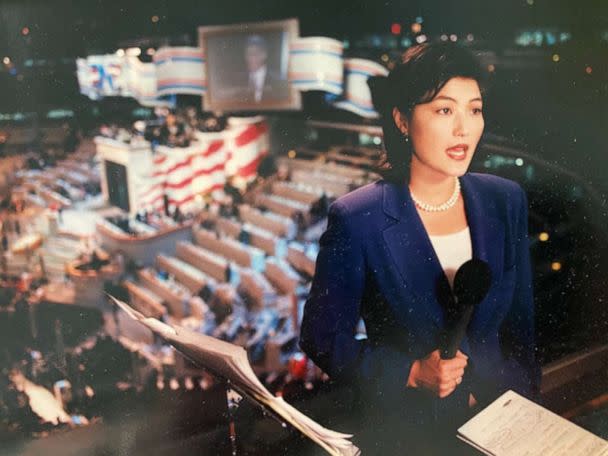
[241,34,288,103]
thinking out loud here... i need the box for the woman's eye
[473,108,483,114]
[437,107,451,114]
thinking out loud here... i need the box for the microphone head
[453,258,492,309]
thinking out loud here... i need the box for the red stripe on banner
[236,153,264,178]
[154,155,167,165]
[165,175,194,190]
[194,162,225,178]
[202,140,224,157]
[164,155,194,175]
[164,162,225,190]
[170,181,224,204]
[235,122,267,147]
[201,181,225,194]
[168,194,194,207]
[145,181,224,208]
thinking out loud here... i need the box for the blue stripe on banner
[289,50,342,58]
[291,79,343,90]
[338,100,376,113]
[158,84,206,91]
[155,57,205,65]
[346,70,380,78]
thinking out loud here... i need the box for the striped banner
[332,58,388,118]
[138,118,268,213]
[289,37,344,95]
[124,57,173,107]
[225,118,269,182]
[76,40,394,119]
[154,46,206,96]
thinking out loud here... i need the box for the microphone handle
[441,305,475,360]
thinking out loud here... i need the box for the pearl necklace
[410,177,460,212]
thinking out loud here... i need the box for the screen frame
[199,18,301,112]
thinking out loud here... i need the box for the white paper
[458,390,608,456]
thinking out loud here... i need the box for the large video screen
[199,19,301,112]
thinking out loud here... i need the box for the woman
[299,42,541,454]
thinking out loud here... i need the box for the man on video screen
[241,34,288,103]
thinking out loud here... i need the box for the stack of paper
[108,295,360,456]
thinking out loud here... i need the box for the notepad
[457,390,608,456]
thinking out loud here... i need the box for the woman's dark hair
[368,41,489,183]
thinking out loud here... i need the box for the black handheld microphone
[441,258,492,359]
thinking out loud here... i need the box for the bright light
[151,15,160,23]
[391,23,402,35]
[585,66,592,74]
[526,0,534,4]
[552,54,560,62]
[515,158,524,166]
[411,23,422,34]
[21,26,30,36]
[487,64,496,72]
[372,136,382,145]
[415,34,427,44]
[551,262,562,271]
[3,57,10,65]
[146,48,156,56]
[539,232,549,242]
[466,33,474,41]
[288,150,296,159]
[115,49,125,57]
[449,34,458,42]
[381,54,389,62]
[440,34,448,41]
[126,47,141,57]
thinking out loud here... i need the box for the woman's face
[395,77,484,179]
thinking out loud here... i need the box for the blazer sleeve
[299,200,414,396]
[495,187,542,401]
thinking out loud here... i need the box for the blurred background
[0,0,607,454]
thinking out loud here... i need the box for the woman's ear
[392,107,408,136]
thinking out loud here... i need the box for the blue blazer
[300,172,541,429]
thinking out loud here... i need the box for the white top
[428,226,472,289]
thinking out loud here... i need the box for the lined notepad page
[457,390,608,456]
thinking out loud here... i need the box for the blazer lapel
[381,174,505,329]
[460,175,506,329]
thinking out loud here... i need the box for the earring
[403,133,409,143]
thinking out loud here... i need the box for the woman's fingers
[455,350,469,360]
[438,381,457,398]
[439,358,467,377]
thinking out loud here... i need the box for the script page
[457,390,608,456]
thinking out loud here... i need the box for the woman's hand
[407,349,468,398]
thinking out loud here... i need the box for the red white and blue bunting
[77,38,387,117]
